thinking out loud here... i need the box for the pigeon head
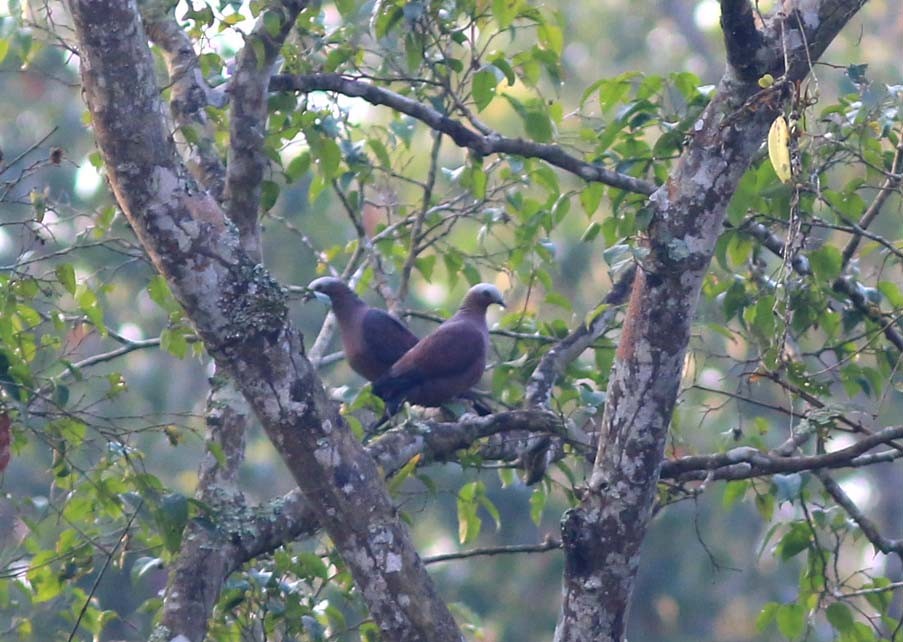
[461,283,506,311]
[305,276,354,305]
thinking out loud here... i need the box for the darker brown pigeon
[372,283,505,413]
[306,277,418,381]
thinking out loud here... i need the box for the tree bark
[553,2,869,640]
[67,2,462,640]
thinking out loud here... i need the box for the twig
[269,73,657,196]
[816,470,903,556]
[399,130,442,302]
[67,501,142,642]
[841,124,903,266]
[424,538,562,565]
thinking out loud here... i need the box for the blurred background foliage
[0,0,901,640]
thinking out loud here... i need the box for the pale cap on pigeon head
[303,276,418,381]
[462,283,506,309]
[304,276,354,304]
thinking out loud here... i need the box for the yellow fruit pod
[768,115,792,184]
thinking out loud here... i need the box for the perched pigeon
[306,277,418,381]
[373,283,505,413]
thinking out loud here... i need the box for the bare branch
[233,409,563,564]
[720,0,764,80]
[269,73,658,196]
[424,538,562,565]
[142,4,227,201]
[526,265,636,408]
[160,378,251,641]
[399,131,442,302]
[662,425,903,480]
[840,126,903,266]
[225,0,310,261]
[68,3,463,640]
[816,469,903,556]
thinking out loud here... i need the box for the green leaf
[524,110,553,142]
[55,263,77,295]
[76,286,106,335]
[756,602,779,632]
[722,480,748,508]
[388,454,422,494]
[489,55,516,86]
[808,245,842,282]
[529,486,546,526]
[581,221,602,243]
[492,0,519,28]
[155,492,189,554]
[545,290,572,311]
[825,603,854,633]
[0,39,9,65]
[473,66,501,112]
[286,152,311,181]
[297,552,329,580]
[161,328,188,359]
[148,275,177,312]
[878,280,903,307]
[457,481,483,544]
[315,138,342,179]
[538,23,563,55]
[777,523,811,560]
[261,180,280,211]
[415,255,437,281]
[580,183,604,217]
[367,139,391,168]
[478,494,502,531]
[776,603,806,639]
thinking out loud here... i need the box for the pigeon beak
[302,290,331,306]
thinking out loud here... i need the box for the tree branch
[160,377,250,641]
[815,469,903,556]
[424,538,562,565]
[555,2,871,640]
[269,73,657,196]
[739,217,903,353]
[225,1,309,262]
[525,265,636,408]
[840,126,903,266]
[141,3,227,201]
[68,3,462,640]
[662,425,903,480]
[720,0,764,80]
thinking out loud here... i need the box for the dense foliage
[0,1,901,640]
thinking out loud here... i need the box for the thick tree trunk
[67,2,463,641]
[553,2,869,640]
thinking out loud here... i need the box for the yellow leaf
[768,115,792,184]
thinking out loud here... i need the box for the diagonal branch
[269,73,658,196]
[68,3,462,641]
[815,469,903,556]
[141,3,227,201]
[225,1,309,261]
[555,2,871,640]
[720,0,764,80]
[840,126,903,265]
[526,265,636,408]
[738,218,903,353]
